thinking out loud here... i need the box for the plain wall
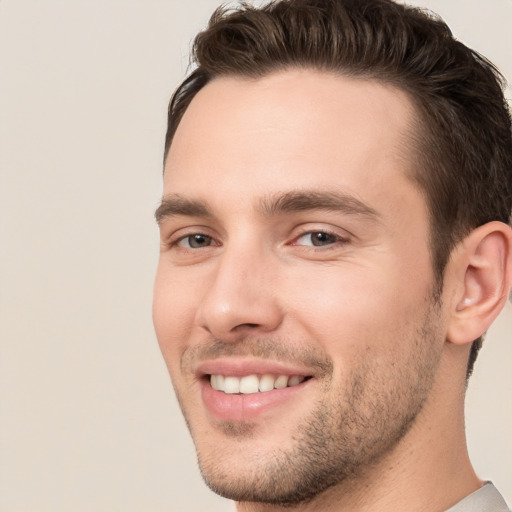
[0,1,510,511]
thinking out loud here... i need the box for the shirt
[446,482,510,512]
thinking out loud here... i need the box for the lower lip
[201,379,310,422]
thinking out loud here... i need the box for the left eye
[178,234,215,249]
[294,231,341,247]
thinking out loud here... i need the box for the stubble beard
[177,297,444,507]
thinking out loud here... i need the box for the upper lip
[196,357,314,379]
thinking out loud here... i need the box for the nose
[195,243,284,341]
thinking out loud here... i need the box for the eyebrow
[155,195,213,224]
[259,190,379,219]
[155,190,379,224]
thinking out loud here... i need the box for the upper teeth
[210,374,305,394]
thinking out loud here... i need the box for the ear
[446,221,512,346]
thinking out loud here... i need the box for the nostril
[232,322,262,332]
[231,322,261,331]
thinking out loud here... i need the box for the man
[153,0,512,510]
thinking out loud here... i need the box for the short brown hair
[164,0,512,376]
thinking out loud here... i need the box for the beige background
[0,1,510,511]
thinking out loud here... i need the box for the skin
[153,70,495,511]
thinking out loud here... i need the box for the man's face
[153,70,447,504]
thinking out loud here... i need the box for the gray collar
[445,483,510,512]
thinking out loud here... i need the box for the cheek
[152,265,198,369]
[284,262,431,360]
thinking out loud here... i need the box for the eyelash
[167,228,349,252]
[290,229,350,249]
[170,232,219,250]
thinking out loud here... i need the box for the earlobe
[447,221,512,346]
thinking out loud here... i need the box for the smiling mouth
[209,374,311,394]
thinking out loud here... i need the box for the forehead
[164,69,419,213]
